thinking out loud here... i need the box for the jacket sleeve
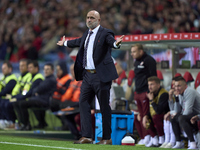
[0,80,16,96]
[105,30,116,48]
[174,96,182,114]
[57,79,72,94]
[182,90,196,115]
[168,99,174,110]
[67,38,82,48]
[33,78,56,95]
[16,78,43,100]
[151,93,169,114]
[145,56,157,77]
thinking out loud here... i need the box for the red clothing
[52,74,72,101]
[61,80,82,102]
[134,91,149,138]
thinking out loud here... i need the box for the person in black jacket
[14,63,57,130]
[130,43,157,145]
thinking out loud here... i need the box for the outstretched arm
[116,35,124,46]
[57,36,66,46]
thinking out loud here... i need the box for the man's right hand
[137,113,141,121]
[164,111,170,120]
[142,115,149,129]
[57,36,66,46]
[168,89,174,100]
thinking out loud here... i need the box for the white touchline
[0,142,84,150]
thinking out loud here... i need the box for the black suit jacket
[32,74,57,103]
[67,26,119,82]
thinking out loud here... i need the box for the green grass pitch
[0,134,184,150]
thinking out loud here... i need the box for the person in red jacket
[59,64,82,140]
[50,61,72,129]
[50,63,82,139]
[50,61,72,110]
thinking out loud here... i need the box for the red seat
[195,72,200,89]
[128,70,135,87]
[183,71,194,83]
[157,70,163,80]
[116,70,127,85]
[174,73,182,77]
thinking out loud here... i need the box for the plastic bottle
[15,120,19,130]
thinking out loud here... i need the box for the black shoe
[21,124,32,131]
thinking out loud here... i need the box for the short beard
[86,20,99,30]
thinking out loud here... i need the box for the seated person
[142,76,169,147]
[171,76,200,149]
[160,77,179,148]
[0,61,17,129]
[13,63,56,130]
[0,59,31,129]
[51,63,82,139]
[12,60,43,129]
[50,61,72,128]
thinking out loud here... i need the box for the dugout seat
[195,72,200,89]
[127,70,135,87]
[157,70,163,80]
[183,71,194,83]
[116,70,127,85]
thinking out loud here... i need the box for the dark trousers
[80,71,111,139]
[1,99,16,122]
[171,113,198,142]
[50,98,80,137]
[147,114,165,137]
[13,97,48,126]
[134,92,149,139]
[134,114,143,139]
[61,114,81,138]
[0,99,6,120]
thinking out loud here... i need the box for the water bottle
[15,120,19,130]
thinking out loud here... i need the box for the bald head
[86,10,101,30]
[89,10,100,19]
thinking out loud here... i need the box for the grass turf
[0,134,184,150]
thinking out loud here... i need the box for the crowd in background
[0,0,200,62]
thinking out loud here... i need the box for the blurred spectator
[0,0,200,62]
[0,61,17,129]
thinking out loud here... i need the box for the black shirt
[134,52,157,93]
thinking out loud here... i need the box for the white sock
[137,139,144,144]
[164,120,170,143]
[189,141,197,148]
[188,140,191,148]
[159,135,165,144]
[145,137,153,147]
[152,136,158,146]
[169,122,176,145]
[144,135,151,145]
[175,141,181,146]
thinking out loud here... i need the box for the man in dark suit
[57,10,124,145]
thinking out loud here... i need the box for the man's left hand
[116,35,124,46]
[190,115,199,124]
